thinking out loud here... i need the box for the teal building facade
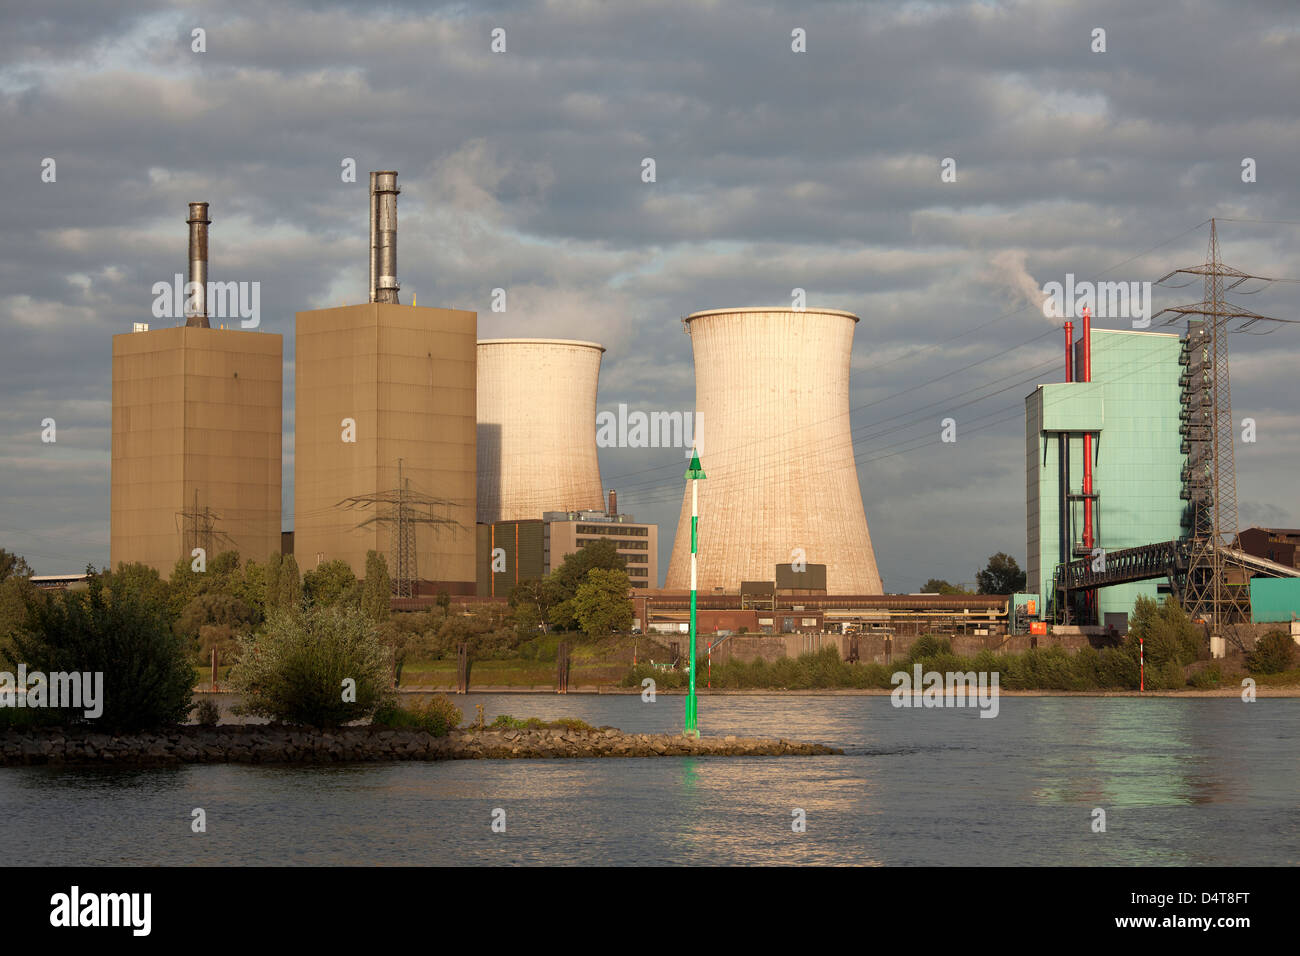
[1025,329,1186,626]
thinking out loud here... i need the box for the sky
[2,0,1298,591]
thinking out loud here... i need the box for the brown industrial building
[294,302,477,592]
[1237,527,1300,570]
[111,325,282,575]
[632,585,1008,638]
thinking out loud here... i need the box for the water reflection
[1,696,1295,866]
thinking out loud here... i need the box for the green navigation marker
[684,450,705,737]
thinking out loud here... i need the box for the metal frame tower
[1155,219,1293,631]
[338,459,462,599]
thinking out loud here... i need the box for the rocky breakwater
[0,726,841,766]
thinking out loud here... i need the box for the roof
[684,307,859,323]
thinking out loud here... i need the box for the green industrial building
[1025,328,1185,628]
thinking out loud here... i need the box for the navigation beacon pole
[684,449,706,738]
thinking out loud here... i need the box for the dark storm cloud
[2,0,1298,590]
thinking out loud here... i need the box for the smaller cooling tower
[477,339,606,523]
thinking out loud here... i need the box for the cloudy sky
[2,0,1298,590]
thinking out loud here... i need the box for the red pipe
[1081,307,1094,549]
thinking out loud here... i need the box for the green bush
[9,572,195,729]
[373,695,462,736]
[193,697,221,726]
[229,606,394,726]
[904,634,953,664]
[1189,663,1223,689]
[1246,631,1297,675]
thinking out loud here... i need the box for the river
[2,695,1296,865]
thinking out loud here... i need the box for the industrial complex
[103,178,1300,656]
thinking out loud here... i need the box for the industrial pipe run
[1081,306,1094,550]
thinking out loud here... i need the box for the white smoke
[987,249,1056,318]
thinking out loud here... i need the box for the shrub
[229,606,393,726]
[10,572,195,729]
[1246,631,1297,675]
[1129,596,1202,667]
[373,695,462,736]
[904,634,953,664]
[193,697,221,726]
[1189,663,1223,689]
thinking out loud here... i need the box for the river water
[2,695,1296,865]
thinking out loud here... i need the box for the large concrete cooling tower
[665,308,883,594]
[477,338,606,523]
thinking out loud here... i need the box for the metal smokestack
[368,172,377,304]
[185,202,211,327]
[370,171,400,304]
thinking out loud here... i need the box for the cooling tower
[476,339,606,523]
[665,308,883,594]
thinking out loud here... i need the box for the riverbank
[0,725,840,766]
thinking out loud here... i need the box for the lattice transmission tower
[338,459,462,598]
[175,488,236,563]
[1154,218,1296,631]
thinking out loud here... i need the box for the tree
[362,551,391,621]
[279,554,302,611]
[229,606,393,726]
[976,553,1026,595]
[571,568,634,637]
[104,562,174,618]
[1,549,37,649]
[303,559,360,608]
[921,578,968,595]
[265,552,283,612]
[1246,631,1297,674]
[12,571,194,729]
[175,592,255,660]
[0,548,33,584]
[544,541,628,632]
[1128,595,1201,668]
[552,539,626,595]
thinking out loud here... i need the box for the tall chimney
[371,171,400,304]
[608,489,617,516]
[185,202,211,328]
[368,172,377,304]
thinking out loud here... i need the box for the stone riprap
[0,726,841,765]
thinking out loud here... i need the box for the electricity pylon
[338,459,462,598]
[1154,218,1296,632]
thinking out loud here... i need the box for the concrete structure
[1026,328,1185,625]
[476,338,606,524]
[545,509,657,590]
[476,499,659,595]
[665,308,883,594]
[294,303,476,592]
[111,326,282,575]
